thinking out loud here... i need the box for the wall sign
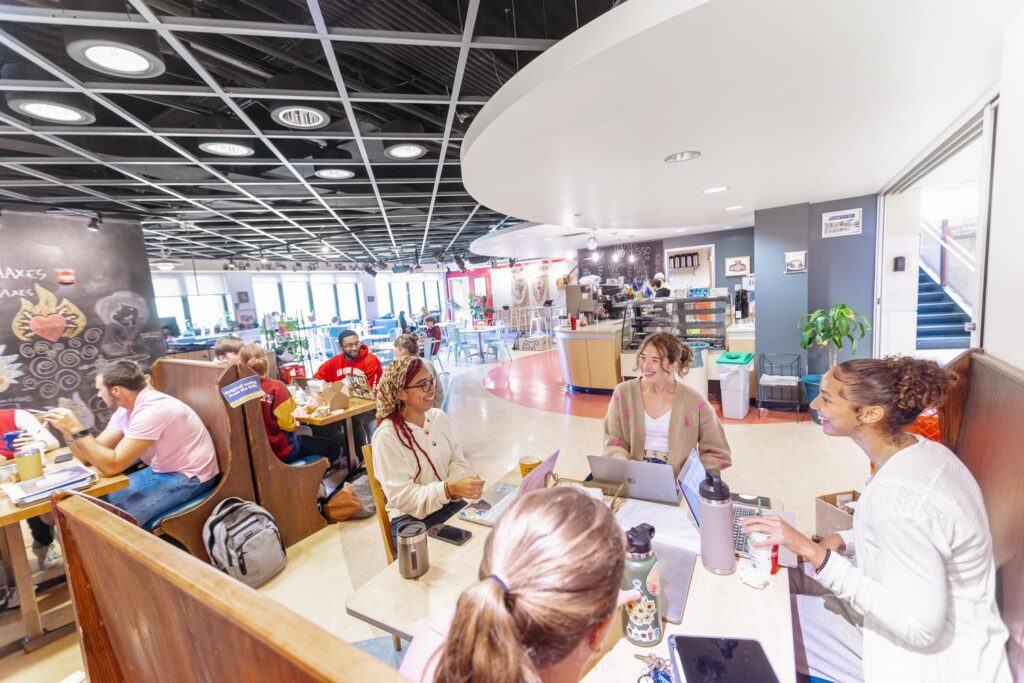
[822,208,862,239]
[784,251,807,274]
[724,256,750,277]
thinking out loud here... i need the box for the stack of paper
[2,464,97,506]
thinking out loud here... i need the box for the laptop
[587,456,681,506]
[458,451,559,527]
[677,451,796,566]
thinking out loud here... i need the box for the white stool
[529,311,547,336]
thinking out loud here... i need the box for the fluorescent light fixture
[199,141,255,157]
[703,186,728,194]
[314,168,355,180]
[724,205,745,211]
[385,143,427,160]
[270,104,329,130]
[664,150,701,163]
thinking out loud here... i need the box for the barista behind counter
[555,320,622,393]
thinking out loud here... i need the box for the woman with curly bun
[603,332,731,478]
[742,357,1009,682]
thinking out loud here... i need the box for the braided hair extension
[375,356,440,480]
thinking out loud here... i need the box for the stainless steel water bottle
[699,473,736,575]
[621,523,663,647]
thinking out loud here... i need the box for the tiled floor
[0,349,868,681]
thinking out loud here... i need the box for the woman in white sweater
[742,356,1009,682]
[371,356,484,544]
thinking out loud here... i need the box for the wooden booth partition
[939,349,1024,678]
[237,364,329,547]
[53,492,404,683]
[151,358,255,561]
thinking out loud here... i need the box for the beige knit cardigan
[602,378,732,477]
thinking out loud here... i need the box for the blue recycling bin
[801,373,824,424]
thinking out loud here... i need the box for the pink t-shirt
[108,388,219,483]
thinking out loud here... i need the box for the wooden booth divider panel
[940,350,1024,678]
[151,358,255,561]
[53,492,404,683]
[236,364,329,547]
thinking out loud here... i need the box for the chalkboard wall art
[0,210,166,428]
[577,239,665,285]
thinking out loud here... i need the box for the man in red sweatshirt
[314,329,383,388]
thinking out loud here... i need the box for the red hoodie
[313,343,383,388]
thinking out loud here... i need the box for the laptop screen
[678,449,706,526]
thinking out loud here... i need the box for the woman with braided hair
[371,355,484,543]
[742,356,1009,683]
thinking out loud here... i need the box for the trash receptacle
[718,352,755,419]
[682,342,711,397]
[801,374,824,424]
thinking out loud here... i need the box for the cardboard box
[518,335,552,351]
[815,490,861,539]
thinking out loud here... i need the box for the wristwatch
[69,428,91,442]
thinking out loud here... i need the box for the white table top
[345,471,795,681]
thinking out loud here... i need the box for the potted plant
[798,304,871,422]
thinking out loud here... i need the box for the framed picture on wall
[724,256,750,277]
[822,208,862,238]
[784,251,807,274]
[236,291,250,304]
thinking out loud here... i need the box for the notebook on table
[458,450,559,527]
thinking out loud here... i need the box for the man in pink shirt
[45,360,219,526]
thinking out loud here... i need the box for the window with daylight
[281,277,312,321]
[151,272,230,333]
[252,277,283,321]
[311,277,339,323]
[336,282,362,321]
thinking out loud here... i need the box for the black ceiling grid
[0,0,616,264]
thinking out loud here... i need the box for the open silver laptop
[587,456,681,506]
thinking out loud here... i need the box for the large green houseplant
[799,303,871,369]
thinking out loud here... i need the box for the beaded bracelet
[814,549,832,575]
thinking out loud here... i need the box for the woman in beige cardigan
[603,333,731,477]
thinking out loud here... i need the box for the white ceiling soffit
[470,221,743,259]
[462,0,1021,230]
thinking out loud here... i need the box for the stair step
[918,283,943,294]
[918,291,945,303]
[918,312,970,325]
[917,323,968,336]
[917,335,971,350]
[918,302,958,313]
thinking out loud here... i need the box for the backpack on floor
[202,497,286,588]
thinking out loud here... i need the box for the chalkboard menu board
[578,239,665,285]
[0,212,165,430]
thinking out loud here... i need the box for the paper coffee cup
[747,531,779,576]
[518,455,541,478]
[15,446,44,481]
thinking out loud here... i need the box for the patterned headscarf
[375,355,424,421]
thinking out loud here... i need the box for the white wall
[878,187,923,356]
[983,11,1024,369]
[665,246,713,292]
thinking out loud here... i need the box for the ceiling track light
[64,0,165,79]
[265,74,330,130]
[363,264,378,277]
[86,214,102,232]
[2,63,96,124]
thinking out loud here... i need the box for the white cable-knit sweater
[816,435,1010,681]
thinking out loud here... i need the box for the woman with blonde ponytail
[742,356,1009,682]
[400,487,626,683]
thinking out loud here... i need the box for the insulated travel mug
[698,473,736,575]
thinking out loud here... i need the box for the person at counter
[603,332,731,477]
[43,361,220,527]
[213,335,244,363]
[400,487,626,683]
[741,357,1009,683]
[652,273,671,298]
[371,356,483,544]
[314,329,383,388]
[1,408,63,570]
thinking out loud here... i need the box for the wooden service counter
[555,321,622,393]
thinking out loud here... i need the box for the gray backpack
[202,497,286,588]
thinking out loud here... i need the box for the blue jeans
[105,467,217,527]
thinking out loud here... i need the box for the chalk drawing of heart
[28,314,67,342]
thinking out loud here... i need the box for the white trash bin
[718,355,754,420]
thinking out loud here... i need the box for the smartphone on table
[428,523,472,546]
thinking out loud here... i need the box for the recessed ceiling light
[664,150,701,163]
[199,141,255,157]
[385,143,426,160]
[725,205,744,211]
[2,63,96,124]
[675,229,687,233]
[20,101,93,123]
[703,186,728,194]
[544,237,554,242]
[270,104,329,130]
[65,25,165,79]
[314,168,355,180]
